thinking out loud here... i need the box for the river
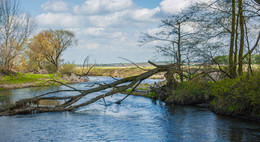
[0,76,259,142]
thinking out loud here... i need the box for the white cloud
[146,27,166,35]
[80,27,105,36]
[86,8,161,28]
[41,0,69,12]
[130,8,160,22]
[68,27,125,40]
[73,0,134,14]
[111,32,123,38]
[159,0,211,14]
[182,22,200,33]
[84,43,101,50]
[39,0,162,29]
[88,12,127,27]
[160,0,190,14]
[36,13,83,28]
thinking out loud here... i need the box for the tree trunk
[244,19,253,77]
[238,0,245,75]
[229,0,236,78]
[55,63,59,73]
[177,23,183,82]
[233,9,239,78]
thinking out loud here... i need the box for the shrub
[147,92,156,98]
[211,72,260,118]
[60,63,77,75]
[46,64,57,73]
[165,79,214,105]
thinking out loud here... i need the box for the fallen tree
[0,61,179,116]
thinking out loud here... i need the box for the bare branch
[118,57,148,71]
[115,80,143,104]
[0,62,174,116]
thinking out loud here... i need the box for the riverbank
[126,73,260,122]
[0,73,87,90]
[77,66,165,79]
[0,66,162,90]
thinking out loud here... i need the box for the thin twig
[109,75,119,81]
[49,79,80,92]
[118,57,148,71]
[115,80,143,104]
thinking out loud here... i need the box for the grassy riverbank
[0,73,86,90]
[0,66,161,90]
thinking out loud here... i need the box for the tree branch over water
[0,61,177,116]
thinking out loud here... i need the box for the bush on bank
[210,72,260,120]
[164,80,215,105]
[59,63,77,75]
[154,70,259,121]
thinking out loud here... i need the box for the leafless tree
[0,0,34,71]
[140,7,202,82]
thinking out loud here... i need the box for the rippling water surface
[0,76,259,142]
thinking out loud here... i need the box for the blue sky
[21,0,210,64]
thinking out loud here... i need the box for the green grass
[0,73,60,84]
[147,92,156,98]
[0,72,69,90]
[126,88,133,93]
[138,87,148,91]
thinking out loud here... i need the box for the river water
[0,76,259,142]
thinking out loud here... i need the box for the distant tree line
[214,54,260,64]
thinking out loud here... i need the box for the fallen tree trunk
[0,61,178,116]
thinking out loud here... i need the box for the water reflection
[0,85,80,107]
[215,115,260,142]
[0,76,259,142]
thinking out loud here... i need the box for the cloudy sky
[21,0,209,64]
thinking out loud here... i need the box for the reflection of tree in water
[229,126,260,141]
[0,88,61,108]
[215,115,260,141]
[0,94,12,109]
[229,127,243,142]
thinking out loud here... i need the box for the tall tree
[26,39,48,71]
[28,29,77,72]
[229,0,236,78]
[238,0,245,75]
[0,0,34,71]
[194,0,259,78]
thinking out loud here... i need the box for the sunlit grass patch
[0,73,60,84]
